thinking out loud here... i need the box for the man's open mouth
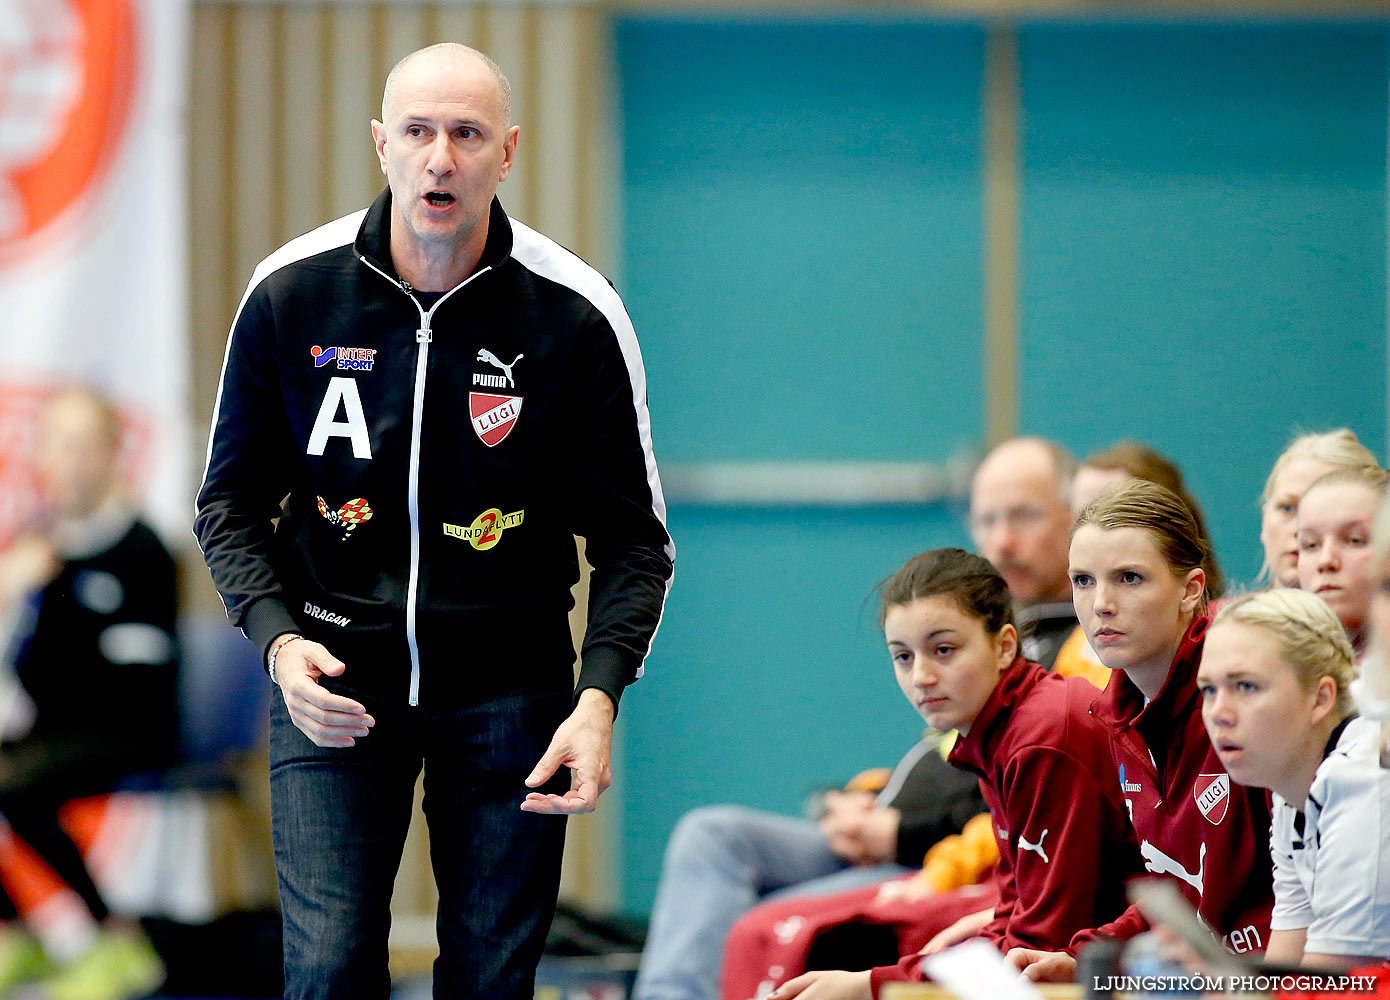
[425,191,455,206]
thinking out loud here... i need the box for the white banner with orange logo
[0,0,190,545]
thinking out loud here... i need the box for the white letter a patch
[308,377,372,459]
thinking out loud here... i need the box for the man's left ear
[1180,567,1206,616]
[997,623,1019,668]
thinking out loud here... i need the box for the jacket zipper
[359,255,492,705]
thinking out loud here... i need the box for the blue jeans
[269,681,572,1000]
[633,806,910,1000]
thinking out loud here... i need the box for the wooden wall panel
[486,5,532,224]
[433,3,483,52]
[575,5,615,273]
[382,6,432,84]
[533,6,582,251]
[982,26,1020,446]
[280,5,327,244]
[229,6,278,288]
[325,6,381,219]
[188,5,233,448]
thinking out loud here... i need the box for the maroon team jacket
[870,658,1142,994]
[1070,616,1273,956]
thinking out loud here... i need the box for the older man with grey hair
[969,436,1078,665]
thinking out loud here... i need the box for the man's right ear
[371,120,388,171]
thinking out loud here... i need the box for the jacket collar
[354,188,514,283]
[948,655,1035,777]
[1094,615,1210,733]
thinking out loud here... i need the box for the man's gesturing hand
[274,638,374,748]
[521,688,615,814]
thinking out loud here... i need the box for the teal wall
[1018,22,1388,584]
[620,19,987,463]
[615,15,1388,914]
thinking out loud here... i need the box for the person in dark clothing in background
[0,387,176,999]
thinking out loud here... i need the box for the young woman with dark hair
[759,549,1140,1000]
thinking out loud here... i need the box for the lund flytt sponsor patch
[442,508,524,550]
[311,345,376,371]
[317,495,374,540]
[304,601,351,627]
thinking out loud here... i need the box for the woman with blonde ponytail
[1199,588,1389,967]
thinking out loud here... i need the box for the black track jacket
[195,190,674,709]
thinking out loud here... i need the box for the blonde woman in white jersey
[1199,587,1389,967]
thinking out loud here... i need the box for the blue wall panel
[620,19,988,462]
[1018,22,1388,586]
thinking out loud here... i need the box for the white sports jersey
[1269,716,1390,958]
